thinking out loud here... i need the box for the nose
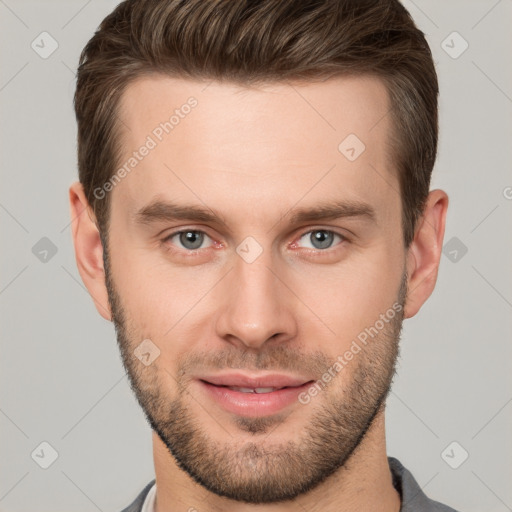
[214,245,298,350]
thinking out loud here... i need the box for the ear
[404,189,449,319]
[68,182,112,321]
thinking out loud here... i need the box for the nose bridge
[215,243,296,348]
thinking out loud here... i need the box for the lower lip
[197,380,314,417]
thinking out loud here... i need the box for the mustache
[175,346,332,379]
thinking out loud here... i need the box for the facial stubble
[102,238,406,504]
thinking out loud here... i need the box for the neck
[152,406,400,512]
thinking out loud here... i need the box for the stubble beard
[103,241,406,504]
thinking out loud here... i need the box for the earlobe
[403,189,449,319]
[68,182,112,321]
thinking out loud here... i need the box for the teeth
[227,386,279,393]
[254,387,278,393]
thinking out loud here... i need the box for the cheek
[109,245,221,341]
[289,246,403,346]
[108,215,404,366]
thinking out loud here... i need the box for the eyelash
[160,228,349,255]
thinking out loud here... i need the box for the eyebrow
[132,199,377,229]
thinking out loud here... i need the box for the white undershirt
[141,482,157,512]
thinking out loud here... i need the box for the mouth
[201,382,303,393]
[197,378,315,417]
[210,381,292,393]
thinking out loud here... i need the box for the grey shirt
[121,456,460,511]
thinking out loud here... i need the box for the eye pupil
[310,230,334,249]
[179,231,203,250]
[173,230,339,252]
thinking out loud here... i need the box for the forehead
[117,74,391,150]
[113,74,398,228]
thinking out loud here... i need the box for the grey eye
[299,230,342,250]
[176,231,208,250]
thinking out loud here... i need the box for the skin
[69,75,448,511]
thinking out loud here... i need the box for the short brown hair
[74,0,438,248]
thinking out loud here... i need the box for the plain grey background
[1,1,511,511]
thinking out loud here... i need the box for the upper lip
[199,372,314,389]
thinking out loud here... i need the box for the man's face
[105,76,407,503]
